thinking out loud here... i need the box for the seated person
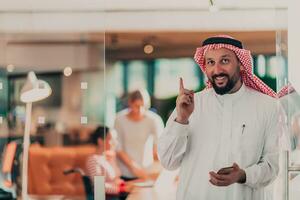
[86,126,133,199]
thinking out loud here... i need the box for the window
[154,58,202,99]
[128,60,147,92]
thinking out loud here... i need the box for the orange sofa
[28,144,96,196]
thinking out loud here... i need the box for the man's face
[204,48,242,95]
[128,99,144,115]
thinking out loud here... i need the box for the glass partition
[0,6,105,200]
[279,2,300,200]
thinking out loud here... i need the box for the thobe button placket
[220,98,233,167]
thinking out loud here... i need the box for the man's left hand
[209,163,246,187]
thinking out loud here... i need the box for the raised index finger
[179,77,185,94]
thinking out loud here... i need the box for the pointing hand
[175,78,194,124]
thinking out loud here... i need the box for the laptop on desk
[132,168,179,188]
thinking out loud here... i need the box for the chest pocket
[232,122,265,164]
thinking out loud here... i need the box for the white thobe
[158,84,279,200]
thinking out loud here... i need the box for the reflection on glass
[276,59,300,200]
[128,60,147,92]
[154,58,201,99]
[110,61,124,97]
[0,30,105,199]
[256,55,266,78]
[290,172,300,200]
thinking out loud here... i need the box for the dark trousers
[106,192,128,200]
[120,176,138,181]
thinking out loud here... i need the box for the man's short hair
[128,89,151,109]
[128,90,144,102]
[90,126,110,145]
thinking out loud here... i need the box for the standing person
[114,90,164,180]
[158,35,279,200]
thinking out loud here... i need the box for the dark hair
[90,126,110,145]
[128,90,144,102]
[128,89,151,109]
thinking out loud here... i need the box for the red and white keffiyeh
[194,35,277,98]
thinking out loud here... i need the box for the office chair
[64,168,129,200]
[63,168,93,200]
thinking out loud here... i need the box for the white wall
[288,1,300,93]
[0,42,104,72]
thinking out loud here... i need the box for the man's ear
[239,62,244,71]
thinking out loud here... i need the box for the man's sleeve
[157,110,189,170]
[244,102,279,189]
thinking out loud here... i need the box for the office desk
[126,184,177,200]
[27,195,85,200]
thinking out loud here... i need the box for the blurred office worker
[158,35,279,200]
[114,90,164,180]
[86,126,132,199]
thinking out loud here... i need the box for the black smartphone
[217,166,234,175]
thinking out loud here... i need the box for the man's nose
[213,63,223,74]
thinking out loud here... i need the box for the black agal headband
[202,37,243,49]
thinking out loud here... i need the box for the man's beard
[209,70,240,95]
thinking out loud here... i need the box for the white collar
[214,83,246,104]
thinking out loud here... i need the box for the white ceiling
[0,0,288,33]
[0,0,287,11]
[0,0,104,11]
[104,0,287,10]
[0,0,288,72]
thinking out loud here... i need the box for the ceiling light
[63,67,73,77]
[7,64,15,72]
[144,44,154,54]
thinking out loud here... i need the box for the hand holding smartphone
[217,166,234,175]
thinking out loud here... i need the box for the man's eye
[221,59,229,64]
[206,60,214,65]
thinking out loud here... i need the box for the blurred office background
[1,0,299,200]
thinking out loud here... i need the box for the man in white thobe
[158,35,279,200]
